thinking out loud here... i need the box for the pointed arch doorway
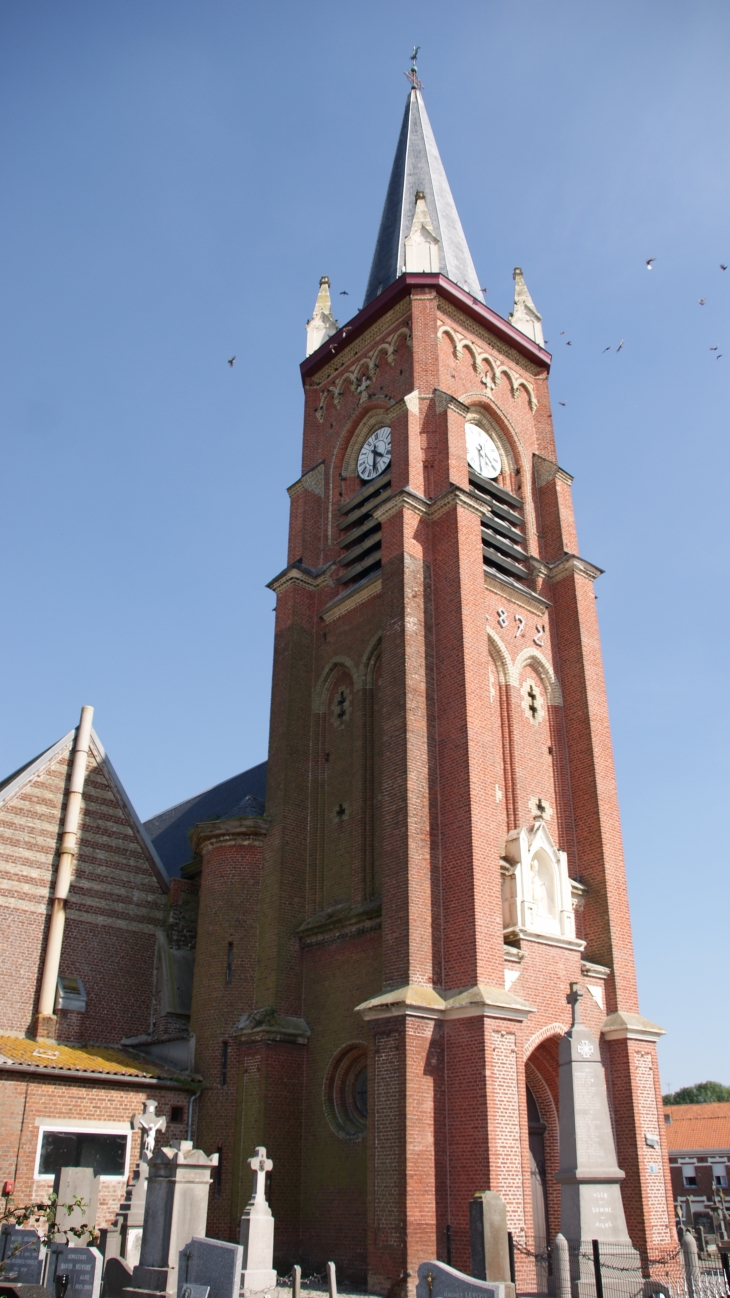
[527,1084,550,1287]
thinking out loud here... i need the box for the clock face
[465,425,501,479]
[357,426,392,481]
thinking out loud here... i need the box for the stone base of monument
[568,1242,643,1298]
[239,1267,277,1294]
[123,1263,173,1298]
[416,1261,514,1298]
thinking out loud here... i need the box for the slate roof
[664,1103,730,1153]
[364,88,484,306]
[0,1035,187,1082]
[143,761,267,878]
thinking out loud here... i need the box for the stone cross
[566,981,583,1026]
[133,1099,167,1162]
[247,1148,272,1203]
[526,684,539,719]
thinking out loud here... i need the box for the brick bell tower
[202,72,675,1293]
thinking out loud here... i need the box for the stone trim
[288,460,325,499]
[483,569,551,613]
[355,982,535,1022]
[545,554,604,584]
[433,388,470,416]
[503,928,586,953]
[189,817,269,855]
[297,898,382,948]
[371,487,430,523]
[233,1007,310,1045]
[581,960,611,980]
[267,561,334,595]
[320,572,382,623]
[533,454,574,488]
[601,1011,665,1042]
[428,484,487,522]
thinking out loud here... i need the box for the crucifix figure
[566,981,583,1027]
[133,1098,167,1161]
[527,683,539,720]
[248,1146,273,1203]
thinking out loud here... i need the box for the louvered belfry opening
[469,468,528,585]
[338,473,392,586]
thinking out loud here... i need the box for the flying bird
[560,331,565,335]
[616,340,625,352]
[340,290,349,295]
[699,299,706,305]
[718,354,723,359]
[566,340,572,346]
[480,287,488,294]
[721,265,727,271]
[646,258,656,269]
[558,401,566,406]
[602,346,611,353]
[330,344,337,353]
[710,346,718,351]
[227,356,236,367]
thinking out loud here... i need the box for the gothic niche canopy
[501,817,583,948]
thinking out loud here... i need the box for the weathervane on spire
[404,46,423,90]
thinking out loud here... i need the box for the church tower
[192,76,675,1293]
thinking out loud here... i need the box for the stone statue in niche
[501,818,582,949]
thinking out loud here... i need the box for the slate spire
[364,88,483,306]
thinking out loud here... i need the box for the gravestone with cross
[0,1225,46,1285]
[557,983,642,1295]
[239,1147,276,1294]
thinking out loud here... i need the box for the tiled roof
[0,1035,185,1081]
[664,1103,730,1152]
[143,761,267,877]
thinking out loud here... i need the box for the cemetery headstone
[469,1191,514,1298]
[46,1243,102,1298]
[179,1287,209,1298]
[53,1168,100,1244]
[123,1142,218,1298]
[0,1227,46,1286]
[177,1238,241,1298]
[239,1148,276,1294]
[100,1256,133,1298]
[415,1260,512,1298]
[556,984,642,1297]
[0,1285,49,1298]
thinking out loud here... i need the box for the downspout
[37,705,94,1018]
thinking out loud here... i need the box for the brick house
[664,1103,730,1212]
[0,78,676,1292]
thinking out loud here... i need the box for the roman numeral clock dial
[357,426,392,481]
[465,425,501,479]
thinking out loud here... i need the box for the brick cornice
[320,572,381,623]
[545,553,604,583]
[355,982,535,1023]
[533,453,574,488]
[233,1006,310,1046]
[267,560,334,595]
[483,570,550,614]
[189,817,269,855]
[372,483,486,527]
[601,1010,665,1042]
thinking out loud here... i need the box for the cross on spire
[534,797,547,818]
[248,1146,273,1201]
[567,982,583,1027]
[404,46,423,90]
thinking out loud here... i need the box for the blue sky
[1,1,728,1090]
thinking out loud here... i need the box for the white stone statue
[530,858,550,916]
[133,1098,167,1161]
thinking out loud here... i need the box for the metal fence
[512,1235,730,1298]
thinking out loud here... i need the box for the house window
[713,1164,728,1188]
[170,1106,185,1124]
[682,1166,698,1187]
[35,1124,130,1180]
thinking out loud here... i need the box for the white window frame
[682,1165,698,1187]
[712,1163,728,1187]
[34,1121,131,1181]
